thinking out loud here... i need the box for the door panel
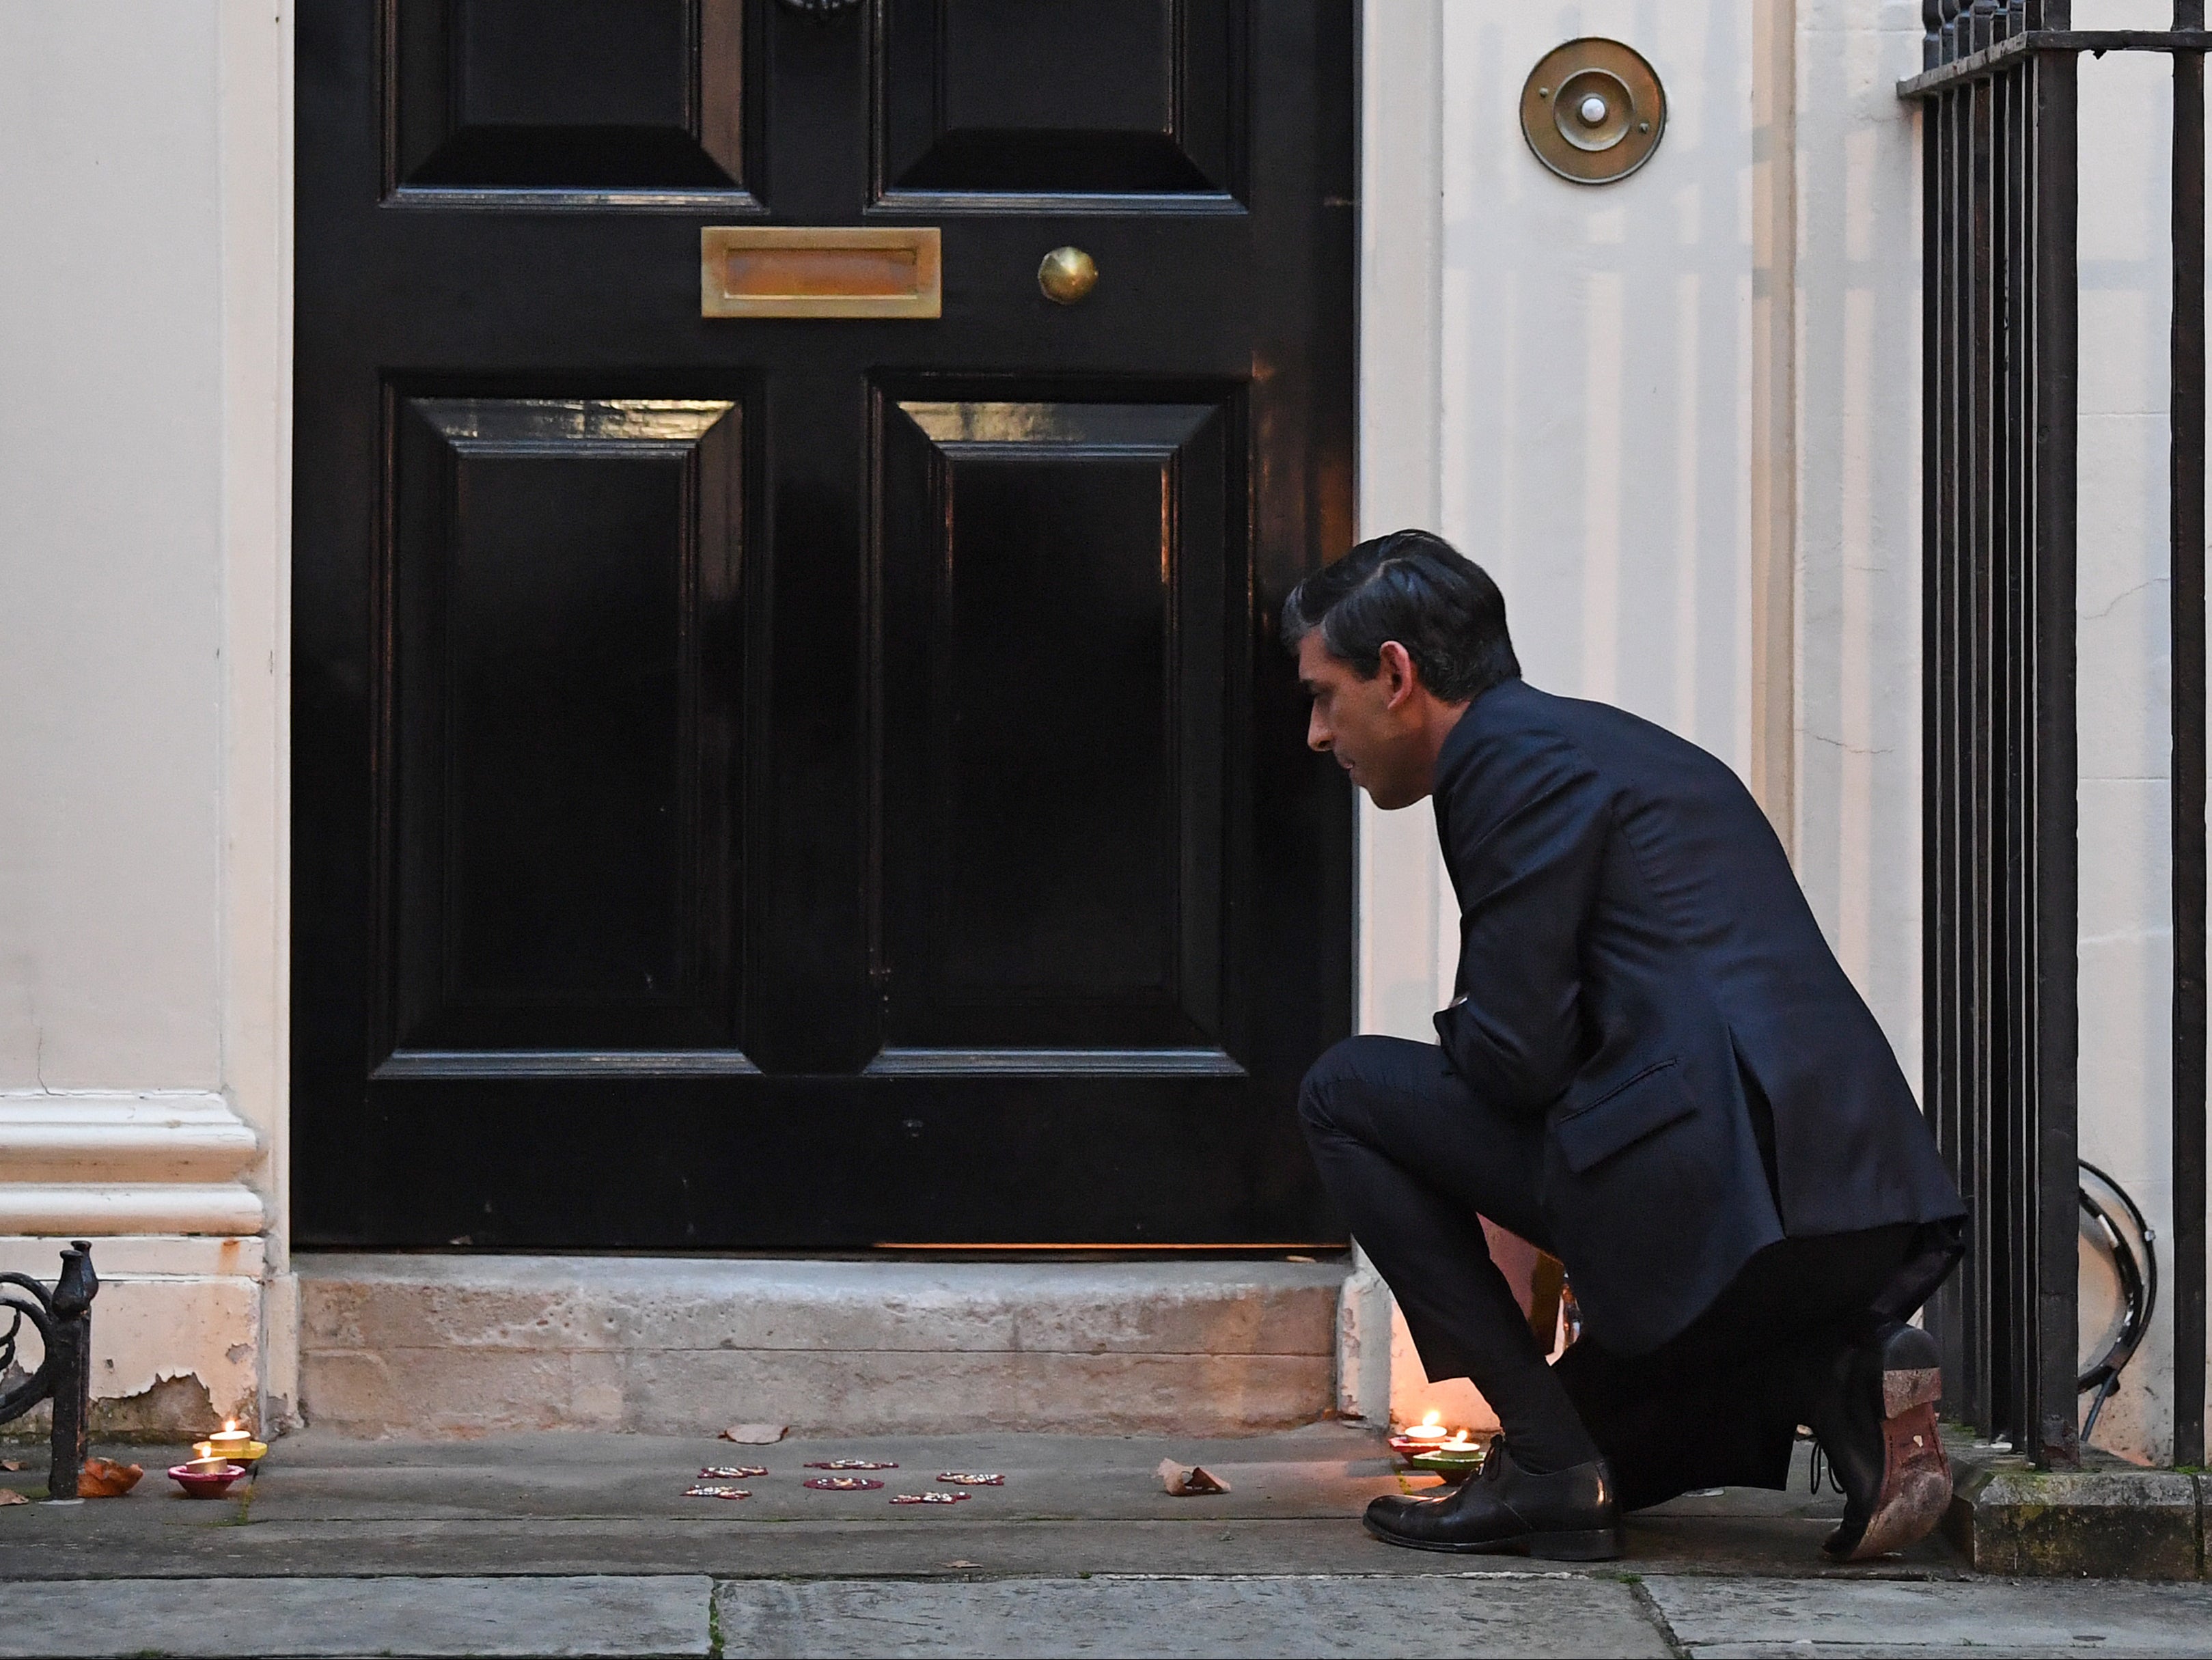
[390,0,749,191]
[875,398,1230,1063]
[296,0,1353,1247]
[382,397,745,1066]
[878,0,1236,195]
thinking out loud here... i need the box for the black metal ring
[2077,1161,2158,1421]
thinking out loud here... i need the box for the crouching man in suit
[1289,530,1966,1564]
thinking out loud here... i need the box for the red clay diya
[168,1460,247,1498]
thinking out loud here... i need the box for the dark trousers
[1299,1035,1939,1510]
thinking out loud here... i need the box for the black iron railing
[1900,2,2209,1470]
[0,1242,98,1499]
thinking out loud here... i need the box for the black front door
[294,0,1354,1248]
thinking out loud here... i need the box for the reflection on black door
[294,0,1354,1247]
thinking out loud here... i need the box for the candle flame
[1420,1410,1442,1428]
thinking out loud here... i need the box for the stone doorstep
[1943,1439,2207,1579]
[295,1254,1353,1439]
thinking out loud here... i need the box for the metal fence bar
[1977,4,2013,1452]
[1924,0,1971,1417]
[1900,30,2212,99]
[2028,25,2083,1467]
[2172,0,2209,1473]
[2002,0,2030,1453]
[1982,0,2017,1443]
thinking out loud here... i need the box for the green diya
[1407,1438,1488,1482]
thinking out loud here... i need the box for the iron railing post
[2028,8,2083,1469]
[1924,0,1971,1413]
[44,1243,96,1500]
[2172,0,2209,1473]
[0,1242,98,1499]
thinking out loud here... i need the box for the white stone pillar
[0,0,292,1439]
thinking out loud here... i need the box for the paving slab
[1644,1573,2212,1657]
[711,1573,1674,1659]
[0,1573,713,1659]
[0,1428,1959,1582]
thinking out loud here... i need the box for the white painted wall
[0,0,288,1431]
[1792,0,1923,1071]
[0,3,225,1092]
[1440,1,1757,771]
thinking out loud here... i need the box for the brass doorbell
[1521,39,1666,186]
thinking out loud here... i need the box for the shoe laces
[1479,1435,1510,1481]
[1806,1437,1844,1497]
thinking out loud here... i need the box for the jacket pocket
[1553,1058,1695,1174]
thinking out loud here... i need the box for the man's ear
[1377,641,1420,712]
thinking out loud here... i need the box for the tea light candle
[208,1420,252,1454]
[1400,1411,1449,1444]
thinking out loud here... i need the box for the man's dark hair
[1281,529,1521,702]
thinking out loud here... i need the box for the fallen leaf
[719,1423,786,1445]
[0,1489,26,1506]
[1157,1458,1230,1496]
[79,1458,143,1498]
[0,1460,21,1472]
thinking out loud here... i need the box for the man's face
[1297,631,1431,810]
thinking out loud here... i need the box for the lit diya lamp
[168,1455,247,1498]
[1386,1409,1452,1459]
[1408,1431,1488,1483]
[194,1420,268,1465]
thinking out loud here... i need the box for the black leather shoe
[1363,1438,1623,1560]
[1809,1320,1952,1561]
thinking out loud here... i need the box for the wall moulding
[0,1092,262,1234]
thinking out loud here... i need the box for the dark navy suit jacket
[1430,678,1965,1355]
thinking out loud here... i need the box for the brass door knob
[1038,246,1098,305]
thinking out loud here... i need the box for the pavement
[1,1424,2205,1657]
